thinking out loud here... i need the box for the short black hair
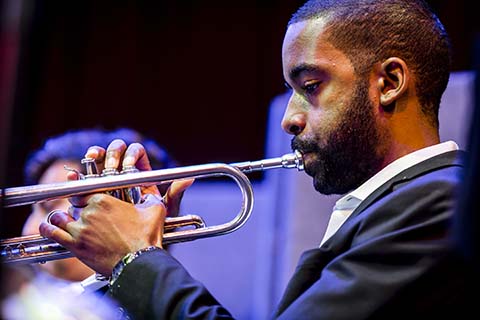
[289,0,451,128]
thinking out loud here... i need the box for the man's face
[282,19,386,195]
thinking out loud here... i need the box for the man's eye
[302,82,320,94]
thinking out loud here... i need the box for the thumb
[164,178,194,217]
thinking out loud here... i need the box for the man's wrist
[109,246,160,286]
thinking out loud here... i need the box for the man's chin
[311,173,330,195]
[312,173,352,196]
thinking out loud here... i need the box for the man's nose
[281,102,306,135]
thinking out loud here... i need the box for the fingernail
[39,222,53,237]
[106,157,117,168]
[123,155,136,167]
[85,148,98,158]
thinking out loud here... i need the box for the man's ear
[377,57,409,108]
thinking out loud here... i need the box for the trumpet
[0,151,303,265]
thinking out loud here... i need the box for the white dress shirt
[319,140,459,246]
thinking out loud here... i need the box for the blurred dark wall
[7,1,303,171]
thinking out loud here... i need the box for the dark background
[1,0,479,237]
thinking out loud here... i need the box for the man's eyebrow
[289,63,321,80]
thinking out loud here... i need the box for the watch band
[109,246,160,286]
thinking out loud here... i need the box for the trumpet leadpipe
[231,149,304,173]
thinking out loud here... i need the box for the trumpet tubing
[1,151,303,265]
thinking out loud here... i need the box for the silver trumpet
[0,151,303,265]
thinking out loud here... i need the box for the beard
[291,81,385,195]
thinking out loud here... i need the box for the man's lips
[299,151,315,171]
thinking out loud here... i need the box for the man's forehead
[282,18,331,62]
[284,18,330,46]
[282,19,341,75]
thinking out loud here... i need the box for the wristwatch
[109,246,160,286]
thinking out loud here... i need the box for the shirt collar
[334,141,459,210]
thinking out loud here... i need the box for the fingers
[75,140,157,206]
[85,139,129,172]
[39,210,76,248]
[84,145,107,173]
[85,145,106,161]
[104,139,128,171]
[163,179,194,217]
[86,140,151,172]
[123,143,152,171]
[66,170,80,181]
[123,142,159,196]
[166,179,195,201]
[48,209,76,231]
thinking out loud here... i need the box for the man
[40,0,468,318]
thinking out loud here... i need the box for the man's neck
[380,131,440,171]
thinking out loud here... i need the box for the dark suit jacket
[108,150,468,319]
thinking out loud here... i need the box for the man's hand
[39,193,165,276]
[39,139,193,276]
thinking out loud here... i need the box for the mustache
[291,137,319,154]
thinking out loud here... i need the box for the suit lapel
[275,247,333,316]
[350,150,464,218]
